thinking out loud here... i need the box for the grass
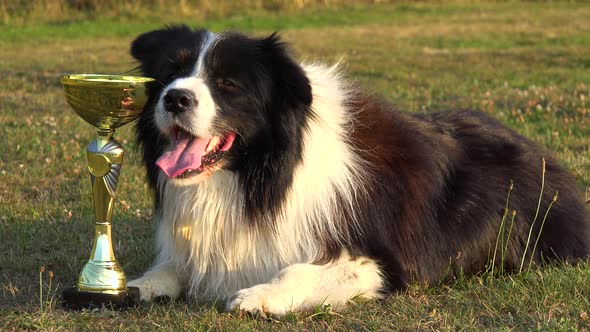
[1,1,590,330]
[490,181,514,277]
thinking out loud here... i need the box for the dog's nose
[163,89,197,113]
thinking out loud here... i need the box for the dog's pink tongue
[156,135,210,178]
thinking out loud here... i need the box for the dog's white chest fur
[156,171,312,298]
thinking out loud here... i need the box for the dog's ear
[130,25,194,77]
[240,33,313,218]
[259,33,312,108]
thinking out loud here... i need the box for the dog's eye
[217,79,237,89]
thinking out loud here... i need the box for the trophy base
[62,286,139,310]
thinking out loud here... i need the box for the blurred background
[1,0,382,25]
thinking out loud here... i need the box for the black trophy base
[62,286,139,310]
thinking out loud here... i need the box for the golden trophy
[60,74,154,309]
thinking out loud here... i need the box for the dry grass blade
[519,158,546,273]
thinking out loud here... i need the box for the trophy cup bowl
[60,74,154,309]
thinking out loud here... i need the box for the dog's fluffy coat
[128,26,590,316]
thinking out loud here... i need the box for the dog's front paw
[128,275,181,303]
[226,284,292,318]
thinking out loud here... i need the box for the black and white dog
[128,26,590,316]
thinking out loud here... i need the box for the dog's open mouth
[156,127,236,178]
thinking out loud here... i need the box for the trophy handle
[76,129,127,294]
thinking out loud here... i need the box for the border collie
[128,26,590,317]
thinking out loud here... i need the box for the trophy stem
[77,129,127,293]
[62,129,138,309]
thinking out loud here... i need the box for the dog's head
[132,26,312,187]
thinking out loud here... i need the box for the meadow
[1,2,590,330]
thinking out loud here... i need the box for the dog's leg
[128,260,185,302]
[226,252,384,317]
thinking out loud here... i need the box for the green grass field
[1,2,590,330]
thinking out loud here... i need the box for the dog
[127,26,590,317]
